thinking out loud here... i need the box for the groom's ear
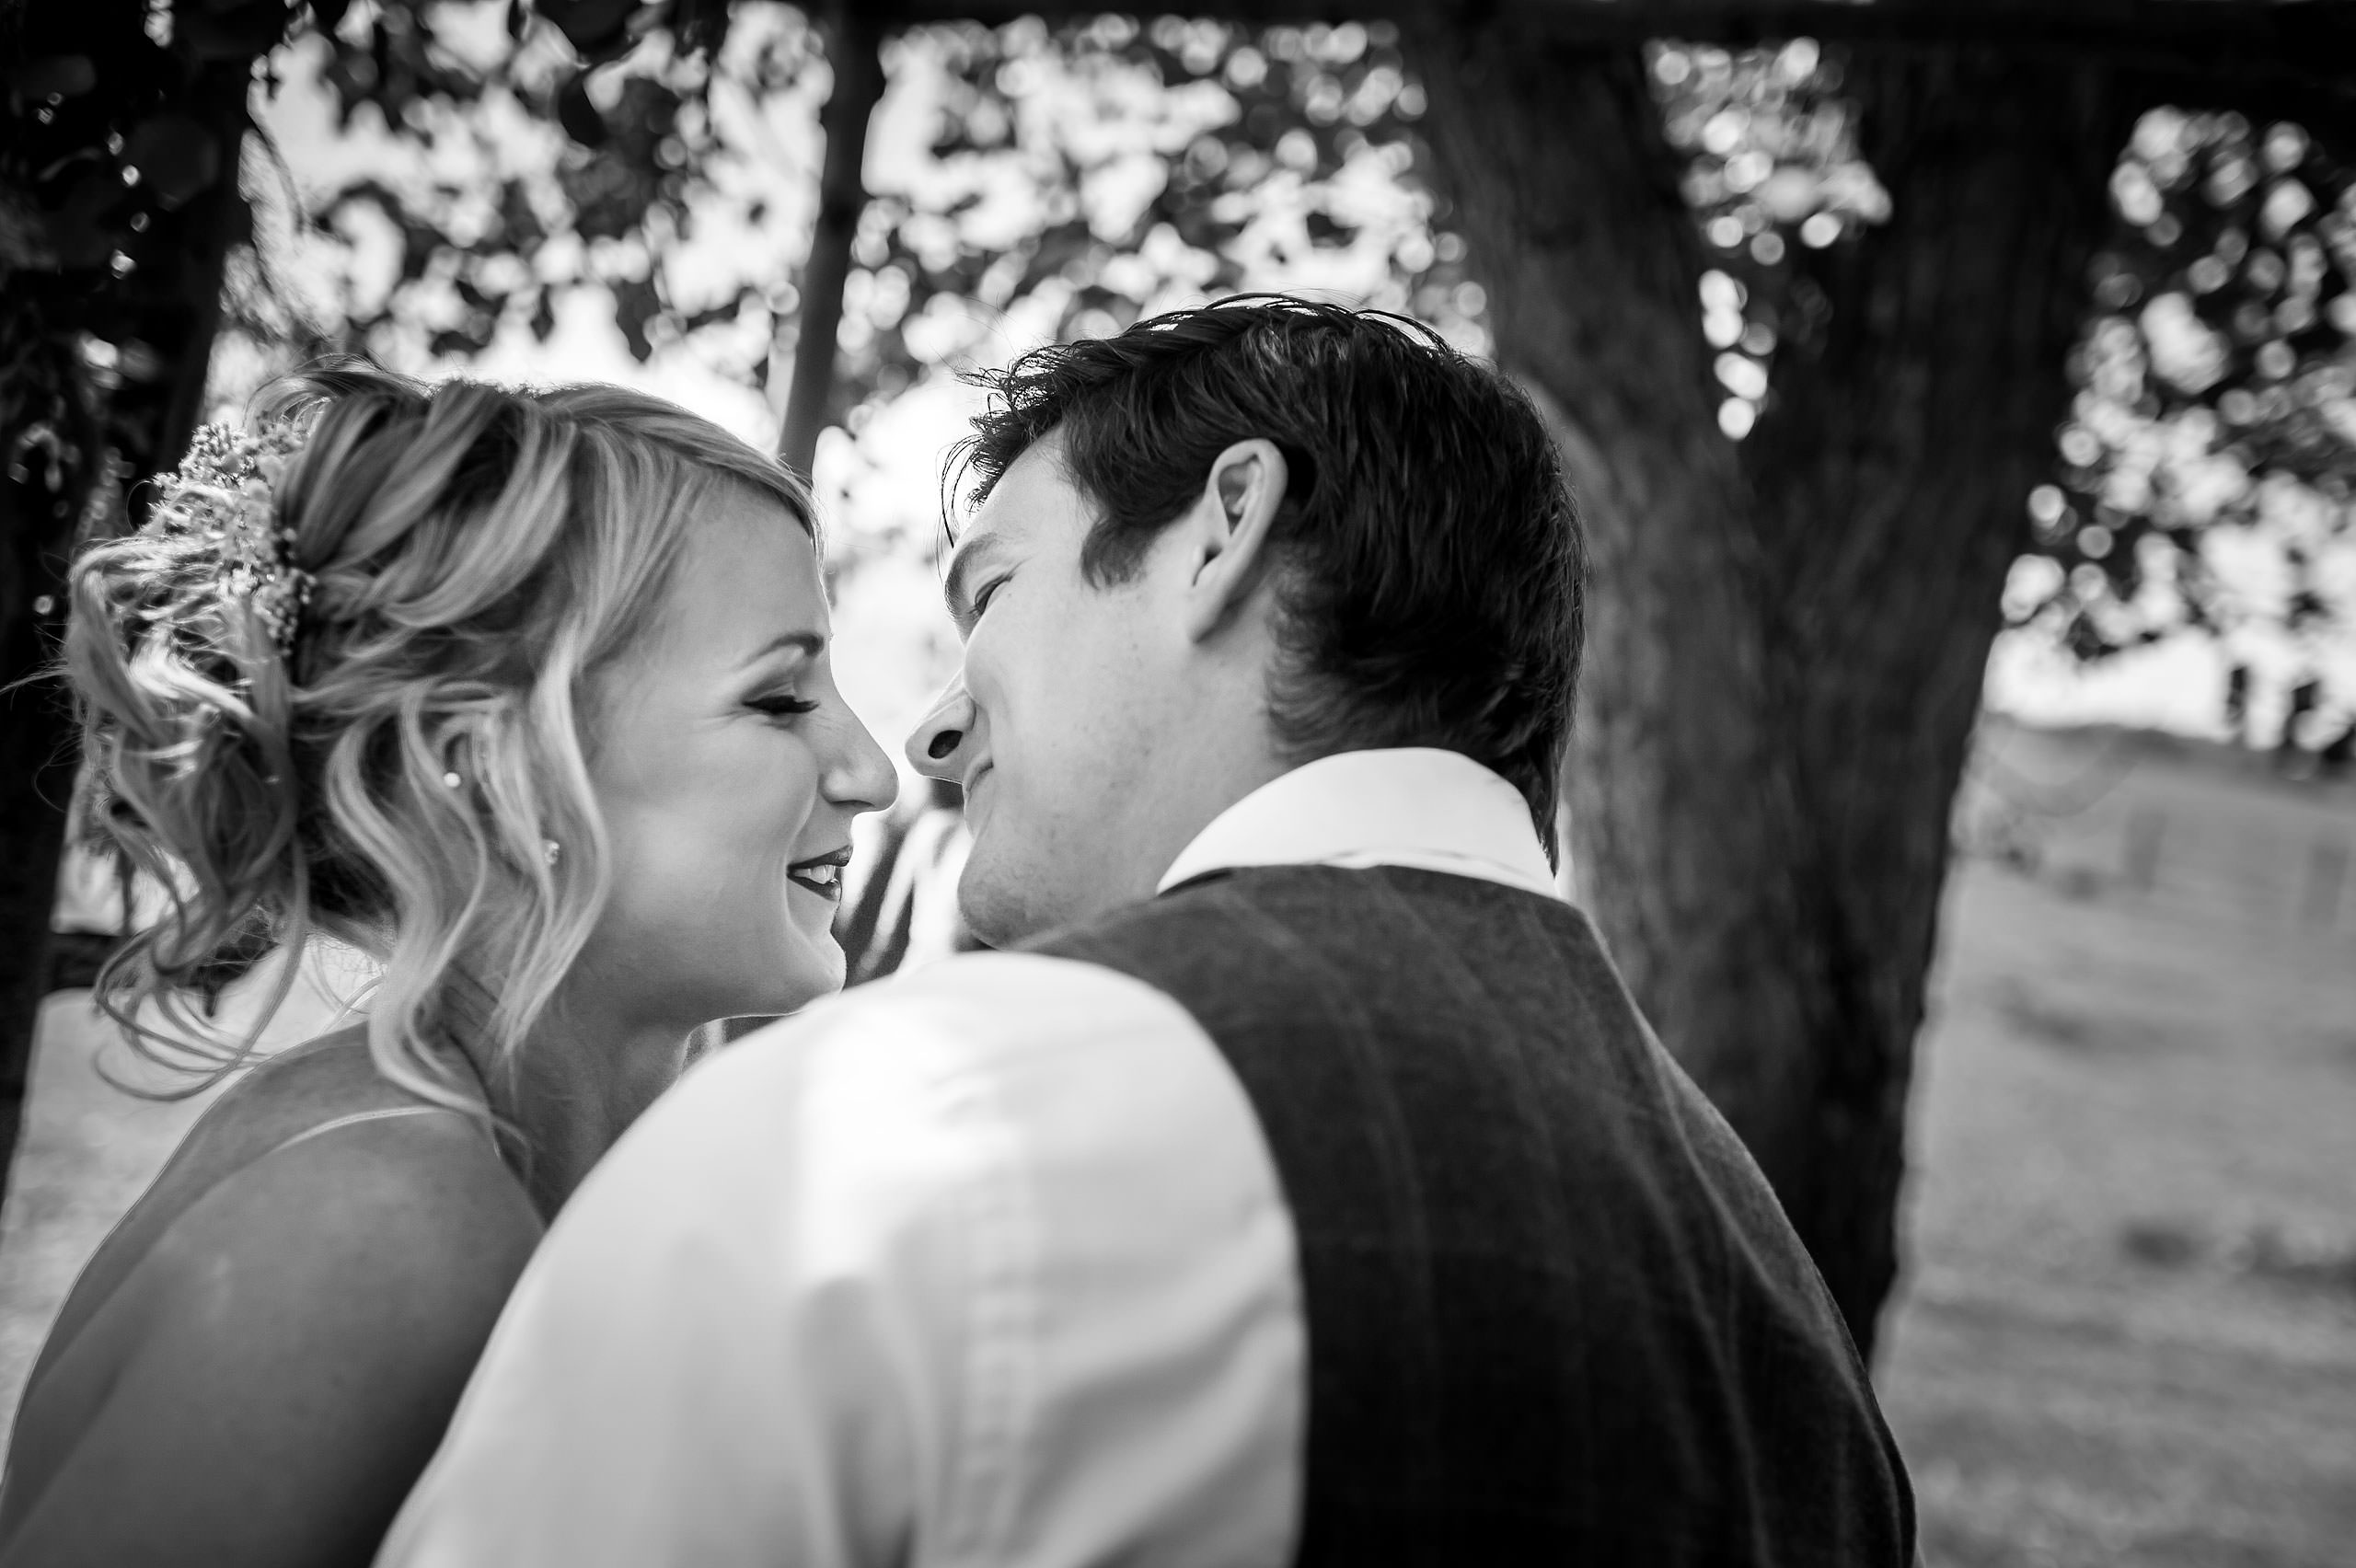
[1180,439,1288,644]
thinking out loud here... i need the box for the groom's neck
[1102,737,1293,914]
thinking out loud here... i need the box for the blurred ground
[1883,717,2356,1567]
[0,961,355,1447]
[0,719,2350,1565]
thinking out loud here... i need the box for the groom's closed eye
[942,538,1009,635]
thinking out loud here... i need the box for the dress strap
[264,1105,484,1161]
[13,1102,496,1412]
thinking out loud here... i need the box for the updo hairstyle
[66,364,814,1119]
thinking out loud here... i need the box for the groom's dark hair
[951,294,1585,856]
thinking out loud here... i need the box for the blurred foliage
[224,6,1498,571]
[820,17,1478,432]
[1645,39,1889,442]
[1639,40,2352,710]
[2018,110,2356,672]
[2,0,274,538]
[270,0,749,367]
[185,5,2356,712]
[260,8,1475,428]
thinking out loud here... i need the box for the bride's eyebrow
[734,630,826,672]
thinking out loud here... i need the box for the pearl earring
[543,839,561,866]
[442,770,464,789]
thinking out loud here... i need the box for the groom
[380,297,1914,1564]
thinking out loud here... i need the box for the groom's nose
[906,674,976,786]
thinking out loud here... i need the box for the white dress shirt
[1157,746,1558,899]
[377,748,1559,1568]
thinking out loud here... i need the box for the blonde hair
[67,363,813,1130]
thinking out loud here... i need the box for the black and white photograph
[1,1,2351,1562]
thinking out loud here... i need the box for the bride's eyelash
[974,575,1010,615]
[749,694,819,720]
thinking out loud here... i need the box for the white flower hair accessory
[147,421,314,657]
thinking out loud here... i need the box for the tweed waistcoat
[1026,863,1914,1566]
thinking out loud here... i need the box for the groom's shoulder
[685,951,1273,1225]
[1018,871,1286,968]
[825,948,1188,1038]
[720,950,1230,1106]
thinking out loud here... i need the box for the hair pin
[146,421,313,659]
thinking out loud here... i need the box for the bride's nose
[905,674,976,784]
[824,707,900,815]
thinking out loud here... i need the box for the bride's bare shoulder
[0,1043,542,1563]
[146,1024,544,1324]
[100,1023,538,1286]
[47,1020,541,1420]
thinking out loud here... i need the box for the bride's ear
[1182,439,1288,644]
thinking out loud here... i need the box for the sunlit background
[200,9,2356,754]
[7,8,2354,1565]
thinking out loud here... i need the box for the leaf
[42,170,132,270]
[611,274,660,362]
[181,0,294,63]
[114,339,168,383]
[1303,210,1357,246]
[670,0,731,57]
[679,297,743,333]
[560,152,658,239]
[496,181,547,251]
[125,115,222,210]
[539,0,637,60]
[0,190,59,272]
[6,55,98,100]
[556,74,609,149]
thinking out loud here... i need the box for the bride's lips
[786,847,851,904]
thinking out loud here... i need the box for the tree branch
[880,0,2356,96]
[778,1,887,477]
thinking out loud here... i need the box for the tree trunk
[1413,21,2131,1358]
[1739,48,2133,1349]
[777,2,884,476]
[0,330,93,1210]
[0,3,260,1204]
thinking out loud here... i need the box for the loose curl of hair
[66,363,814,1132]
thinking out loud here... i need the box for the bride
[0,365,897,1564]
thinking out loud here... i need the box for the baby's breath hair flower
[146,421,313,658]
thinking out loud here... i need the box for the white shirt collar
[1156,747,1561,901]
